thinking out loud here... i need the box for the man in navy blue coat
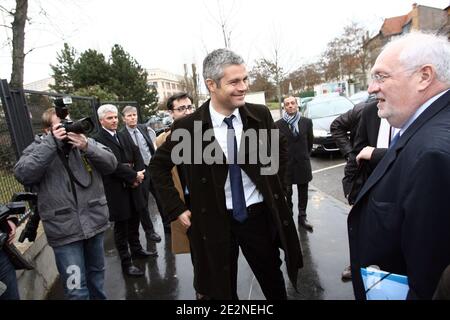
[348,32,450,300]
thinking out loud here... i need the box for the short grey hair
[97,104,118,120]
[202,48,245,87]
[384,31,450,85]
[122,105,137,116]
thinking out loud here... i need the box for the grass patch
[267,102,282,110]
[0,170,24,204]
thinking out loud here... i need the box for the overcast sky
[0,0,448,84]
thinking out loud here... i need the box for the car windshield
[306,98,354,119]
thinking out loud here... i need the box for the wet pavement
[48,185,354,300]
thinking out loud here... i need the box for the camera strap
[54,137,92,203]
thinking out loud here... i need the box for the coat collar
[100,127,121,148]
[354,90,450,204]
[278,117,301,139]
[195,99,262,131]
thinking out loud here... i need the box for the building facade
[24,77,55,92]
[146,68,184,103]
[364,3,448,83]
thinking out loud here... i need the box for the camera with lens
[0,193,35,270]
[0,201,26,250]
[54,97,95,135]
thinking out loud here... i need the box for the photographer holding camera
[13,104,117,299]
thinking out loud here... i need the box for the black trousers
[114,208,142,267]
[286,183,309,218]
[228,203,286,300]
[139,167,160,235]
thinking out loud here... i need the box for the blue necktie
[223,115,248,223]
[389,132,400,148]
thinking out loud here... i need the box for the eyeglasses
[370,67,418,84]
[370,73,391,84]
[173,105,195,112]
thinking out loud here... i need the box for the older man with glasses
[347,32,450,300]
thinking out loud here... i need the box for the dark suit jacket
[120,124,156,195]
[330,101,366,158]
[348,90,450,299]
[94,128,146,221]
[119,124,155,157]
[342,101,387,201]
[135,123,156,156]
[150,100,303,299]
[275,116,313,185]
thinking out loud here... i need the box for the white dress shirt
[102,127,117,138]
[209,103,264,210]
[376,118,391,148]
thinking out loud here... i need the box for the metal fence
[23,89,99,138]
[0,79,139,212]
[0,98,24,204]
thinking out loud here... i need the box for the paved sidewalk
[48,185,354,300]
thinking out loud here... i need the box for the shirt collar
[126,125,138,134]
[209,101,241,128]
[103,127,116,136]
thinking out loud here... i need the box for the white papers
[361,266,409,300]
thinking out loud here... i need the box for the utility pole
[191,63,199,107]
[274,50,283,118]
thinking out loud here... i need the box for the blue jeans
[52,232,106,300]
[0,249,20,300]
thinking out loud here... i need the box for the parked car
[145,113,172,136]
[350,91,379,105]
[299,96,314,114]
[304,95,354,154]
[349,91,369,105]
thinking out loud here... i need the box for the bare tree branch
[24,40,59,56]
[0,5,14,15]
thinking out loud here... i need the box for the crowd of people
[0,31,449,300]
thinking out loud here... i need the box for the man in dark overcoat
[150,49,303,300]
[348,32,450,300]
[276,96,313,231]
[94,104,156,277]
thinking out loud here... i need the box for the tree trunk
[10,0,28,89]
[191,63,199,107]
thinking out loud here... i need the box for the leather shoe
[341,265,352,281]
[131,248,158,259]
[122,265,144,277]
[146,231,161,243]
[299,217,313,232]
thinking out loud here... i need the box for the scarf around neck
[282,111,300,134]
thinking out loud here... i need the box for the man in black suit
[330,101,367,161]
[275,96,313,231]
[120,105,161,244]
[348,32,450,299]
[95,104,156,277]
[336,100,392,205]
[150,49,303,299]
[332,100,392,280]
